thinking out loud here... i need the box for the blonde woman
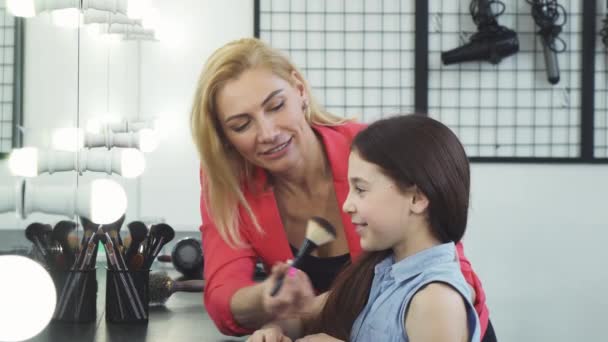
[190,38,491,339]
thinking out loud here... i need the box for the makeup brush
[149,272,205,306]
[52,220,77,268]
[25,223,54,265]
[144,223,175,269]
[270,217,336,296]
[99,230,144,320]
[102,215,127,269]
[105,214,126,245]
[79,216,100,266]
[56,230,100,319]
[124,221,148,269]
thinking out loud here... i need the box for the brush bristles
[149,271,173,305]
[305,217,337,247]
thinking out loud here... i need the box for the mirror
[0,9,79,242]
[0,4,146,243]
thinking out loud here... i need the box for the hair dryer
[442,0,519,65]
[528,0,567,85]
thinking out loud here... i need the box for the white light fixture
[108,22,155,38]
[85,128,159,152]
[51,127,84,152]
[6,0,129,18]
[83,8,141,26]
[0,255,56,342]
[126,0,145,19]
[51,7,81,28]
[86,115,122,134]
[6,0,36,17]
[122,31,156,41]
[104,119,154,133]
[21,178,128,224]
[140,6,158,30]
[8,147,146,178]
[0,180,23,216]
[52,127,159,152]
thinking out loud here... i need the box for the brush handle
[104,234,146,319]
[269,239,316,297]
[144,236,166,269]
[113,277,126,320]
[124,238,144,266]
[172,280,205,293]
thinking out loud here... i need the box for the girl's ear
[410,187,429,214]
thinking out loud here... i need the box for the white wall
[135,1,608,341]
[466,164,608,341]
[137,0,254,230]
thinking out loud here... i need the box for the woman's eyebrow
[225,88,284,123]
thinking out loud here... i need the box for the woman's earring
[301,100,308,111]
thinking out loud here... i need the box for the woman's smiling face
[216,67,311,173]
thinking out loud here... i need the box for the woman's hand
[262,262,316,320]
[295,333,343,342]
[247,324,292,342]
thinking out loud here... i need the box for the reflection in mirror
[0,7,79,249]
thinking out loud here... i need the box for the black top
[290,245,350,292]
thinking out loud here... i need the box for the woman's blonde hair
[191,38,348,247]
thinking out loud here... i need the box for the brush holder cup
[52,268,97,323]
[105,268,149,324]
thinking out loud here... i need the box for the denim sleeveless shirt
[350,243,480,342]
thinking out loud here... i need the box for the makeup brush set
[22,220,99,322]
[22,215,176,323]
[101,218,175,323]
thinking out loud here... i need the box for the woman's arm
[201,220,259,335]
[203,219,318,335]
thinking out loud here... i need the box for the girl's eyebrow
[348,176,368,184]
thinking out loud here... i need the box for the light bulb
[52,128,84,152]
[89,179,127,224]
[86,22,101,35]
[8,147,39,177]
[127,0,145,19]
[141,7,159,30]
[51,8,82,29]
[86,119,103,134]
[6,0,36,17]
[0,255,56,342]
[138,128,159,152]
[120,148,145,178]
[21,179,128,224]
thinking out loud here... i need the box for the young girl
[249,114,480,342]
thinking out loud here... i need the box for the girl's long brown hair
[307,114,471,340]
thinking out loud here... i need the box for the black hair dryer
[442,0,519,65]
